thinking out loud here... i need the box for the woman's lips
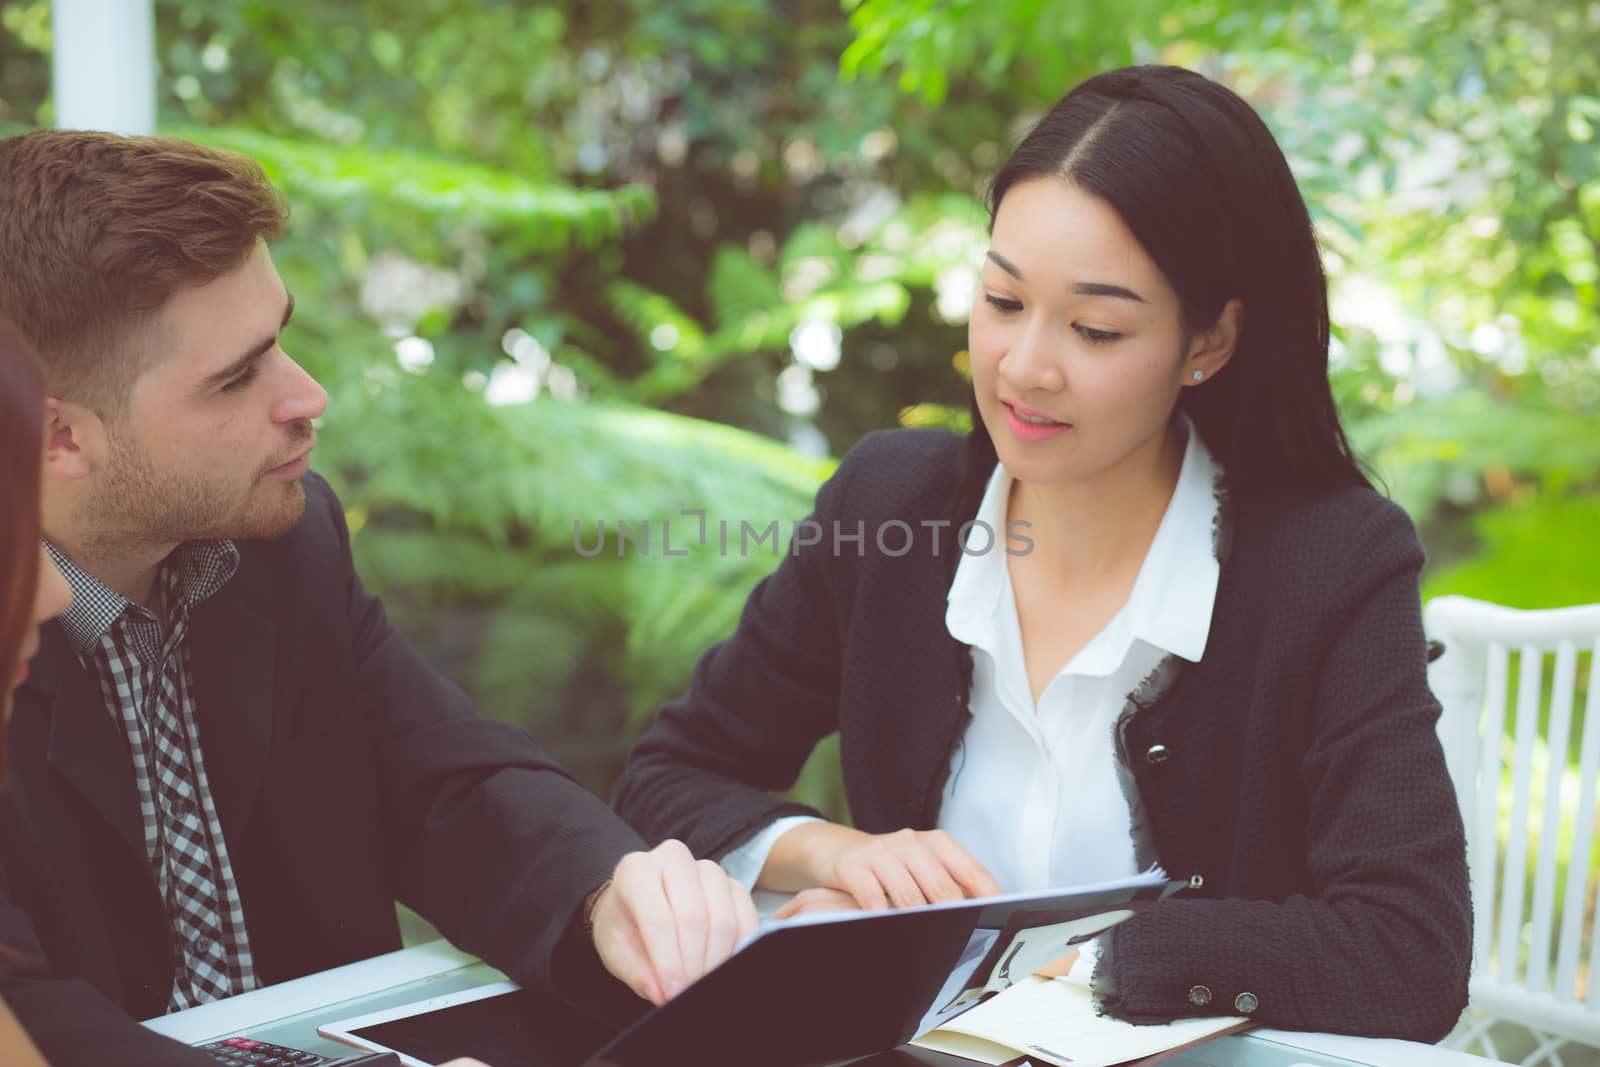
[1001,401,1071,442]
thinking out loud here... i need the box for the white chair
[1425,595,1600,1067]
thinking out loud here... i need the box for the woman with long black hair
[616,65,1471,1040]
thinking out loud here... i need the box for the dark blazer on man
[2,473,646,1065]
[615,428,1472,1042]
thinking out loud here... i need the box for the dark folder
[580,876,1185,1067]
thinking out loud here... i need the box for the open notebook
[913,971,1250,1067]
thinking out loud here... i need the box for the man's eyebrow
[195,293,295,395]
[985,251,1146,303]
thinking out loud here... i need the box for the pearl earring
[1192,370,1204,382]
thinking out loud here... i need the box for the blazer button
[1235,992,1259,1013]
[1189,873,1205,890]
[1187,985,1212,1007]
[1144,743,1169,765]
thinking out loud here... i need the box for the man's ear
[1182,298,1244,385]
[45,396,102,480]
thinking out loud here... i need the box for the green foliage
[1347,392,1600,522]
[897,403,973,434]
[184,126,658,252]
[303,345,831,713]
[842,0,1287,105]
[599,192,989,409]
[1423,496,1600,609]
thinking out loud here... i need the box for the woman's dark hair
[956,65,1371,523]
[1,317,46,772]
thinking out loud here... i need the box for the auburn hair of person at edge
[0,318,53,1066]
[0,318,48,780]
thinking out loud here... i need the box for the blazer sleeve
[0,865,215,1067]
[309,476,648,1000]
[612,448,865,862]
[1093,500,1472,1041]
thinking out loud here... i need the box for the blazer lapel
[21,624,147,861]
[186,561,277,840]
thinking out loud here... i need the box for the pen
[323,1054,403,1066]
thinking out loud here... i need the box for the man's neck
[44,527,175,612]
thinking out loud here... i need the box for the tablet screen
[346,989,601,1067]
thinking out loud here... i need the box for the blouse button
[1235,992,1259,1014]
[1144,743,1170,765]
[1187,985,1212,1007]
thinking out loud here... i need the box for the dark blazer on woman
[2,473,646,1066]
[614,427,1471,1042]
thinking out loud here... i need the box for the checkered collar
[44,540,241,657]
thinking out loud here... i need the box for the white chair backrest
[1425,595,1600,1043]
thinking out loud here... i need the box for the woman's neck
[1006,420,1186,585]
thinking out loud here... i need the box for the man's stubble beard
[85,428,308,559]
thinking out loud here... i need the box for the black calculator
[203,1036,332,1065]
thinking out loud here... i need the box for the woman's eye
[1076,325,1123,344]
[983,293,1022,313]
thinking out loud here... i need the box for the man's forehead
[149,248,290,379]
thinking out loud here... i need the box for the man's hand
[770,824,1001,910]
[588,839,759,1006]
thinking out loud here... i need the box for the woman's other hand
[764,824,1001,910]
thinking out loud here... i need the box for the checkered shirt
[44,540,259,1012]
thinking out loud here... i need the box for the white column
[50,0,156,134]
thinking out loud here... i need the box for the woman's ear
[1182,298,1244,386]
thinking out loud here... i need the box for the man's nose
[274,353,329,424]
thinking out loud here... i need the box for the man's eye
[984,294,1022,313]
[221,366,259,394]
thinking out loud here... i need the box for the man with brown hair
[0,130,757,1066]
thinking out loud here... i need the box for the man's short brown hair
[0,130,288,413]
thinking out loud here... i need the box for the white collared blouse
[937,416,1222,892]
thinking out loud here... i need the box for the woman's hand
[766,823,1001,910]
[770,887,861,920]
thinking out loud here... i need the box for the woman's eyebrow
[985,251,1145,303]
[1071,281,1146,303]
